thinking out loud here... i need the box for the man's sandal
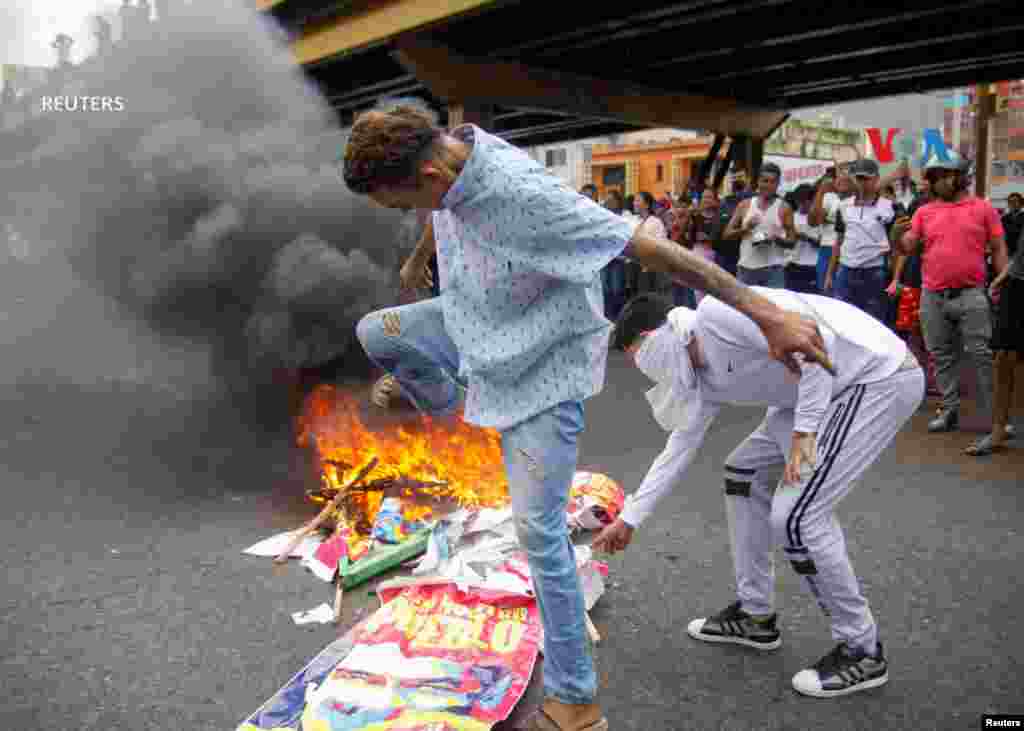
[522,707,608,731]
[964,434,1007,457]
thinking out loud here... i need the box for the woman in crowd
[634,191,670,296]
[983,228,1023,453]
[784,183,822,294]
[685,191,722,304]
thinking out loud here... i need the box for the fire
[296,384,509,533]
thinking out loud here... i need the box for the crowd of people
[589,156,1021,457]
[340,102,1020,730]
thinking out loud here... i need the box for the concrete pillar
[733,135,765,182]
[974,83,997,199]
[751,137,764,180]
[626,159,639,197]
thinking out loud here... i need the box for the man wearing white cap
[594,290,924,698]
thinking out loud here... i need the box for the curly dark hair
[342,102,442,194]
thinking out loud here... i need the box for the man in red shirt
[894,158,1010,455]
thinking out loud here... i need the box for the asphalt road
[2,349,1022,731]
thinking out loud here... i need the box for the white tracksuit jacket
[620,287,909,527]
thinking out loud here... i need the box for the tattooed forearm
[629,232,777,324]
[663,241,763,315]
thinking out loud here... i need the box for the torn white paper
[243,531,322,560]
[291,603,336,626]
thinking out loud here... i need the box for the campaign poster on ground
[299,583,541,731]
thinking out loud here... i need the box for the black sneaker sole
[686,620,781,650]
[792,671,888,698]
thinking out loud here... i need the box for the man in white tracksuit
[594,289,924,698]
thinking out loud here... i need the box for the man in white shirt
[595,290,924,699]
[823,159,897,323]
[808,164,853,293]
[722,163,798,288]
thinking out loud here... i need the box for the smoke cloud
[0,2,417,408]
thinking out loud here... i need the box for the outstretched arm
[780,204,798,247]
[808,179,833,226]
[594,404,719,554]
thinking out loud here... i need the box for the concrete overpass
[259,0,1024,183]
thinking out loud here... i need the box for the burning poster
[299,584,540,730]
[296,384,509,514]
[567,472,625,533]
[291,385,513,588]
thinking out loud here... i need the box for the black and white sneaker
[792,642,888,698]
[686,601,781,650]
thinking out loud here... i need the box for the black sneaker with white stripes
[792,641,888,698]
[686,601,781,650]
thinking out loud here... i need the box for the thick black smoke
[0,3,417,405]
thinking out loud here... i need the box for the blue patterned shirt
[433,125,634,430]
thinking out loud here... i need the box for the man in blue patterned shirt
[343,103,832,731]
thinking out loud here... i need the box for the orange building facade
[590,136,723,201]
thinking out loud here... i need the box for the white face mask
[634,325,678,384]
[633,308,700,432]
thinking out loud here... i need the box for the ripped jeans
[356,298,596,705]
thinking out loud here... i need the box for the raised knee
[356,310,401,361]
[355,311,377,349]
[723,465,755,497]
[723,473,751,498]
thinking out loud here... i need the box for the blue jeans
[833,264,888,323]
[738,265,785,288]
[816,246,833,293]
[602,258,628,321]
[784,264,819,294]
[356,298,596,705]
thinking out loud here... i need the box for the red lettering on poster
[867,128,902,164]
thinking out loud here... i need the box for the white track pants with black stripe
[722,366,924,650]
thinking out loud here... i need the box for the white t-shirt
[739,197,786,270]
[818,192,845,248]
[837,196,897,269]
[788,211,821,267]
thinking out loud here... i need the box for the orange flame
[296,384,509,532]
